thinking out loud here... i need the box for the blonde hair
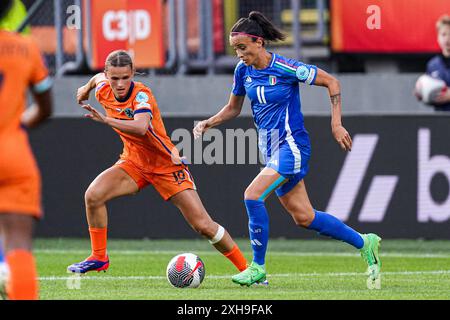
[436,15,450,32]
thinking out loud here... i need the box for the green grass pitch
[35,238,450,300]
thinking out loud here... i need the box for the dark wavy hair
[230,11,286,45]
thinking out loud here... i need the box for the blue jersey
[426,54,450,111]
[232,53,317,164]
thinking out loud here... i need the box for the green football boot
[231,262,267,287]
[360,233,382,290]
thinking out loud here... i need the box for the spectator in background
[422,15,450,111]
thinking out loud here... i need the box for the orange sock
[88,227,108,261]
[6,250,38,300]
[224,245,248,271]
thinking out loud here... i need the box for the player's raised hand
[77,85,91,105]
[81,104,107,124]
[332,125,352,151]
[193,120,209,139]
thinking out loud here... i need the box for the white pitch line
[34,249,450,259]
[39,270,450,281]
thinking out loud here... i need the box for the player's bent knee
[243,188,262,201]
[293,215,313,228]
[191,219,216,238]
[290,206,314,228]
[84,188,107,208]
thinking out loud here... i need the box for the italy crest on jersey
[269,76,277,86]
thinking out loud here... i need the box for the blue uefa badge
[136,91,149,103]
[296,65,310,81]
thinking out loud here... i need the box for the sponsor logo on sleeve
[306,67,316,85]
[136,102,151,109]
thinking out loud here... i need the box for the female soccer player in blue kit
[193,11,382,289]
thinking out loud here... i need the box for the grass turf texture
[35,238,450,300]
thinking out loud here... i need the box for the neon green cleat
[231,262,267,287]
[360,233,382,290]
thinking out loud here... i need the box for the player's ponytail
[105,50,134,72]
[230,11,285,45]
[248,11,285,42]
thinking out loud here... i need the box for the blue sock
[308,210,364,249]
[244,199,269,266]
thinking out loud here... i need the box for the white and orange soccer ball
[166,253,205,288]
[415,74,448,105]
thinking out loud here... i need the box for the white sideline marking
[39,270,450,281]
[34,249,450,259]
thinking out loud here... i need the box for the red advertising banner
[331,0,450,53]
[85,0,165,69]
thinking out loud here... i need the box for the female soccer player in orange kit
[0,0,53,300]
[67,50,247,275]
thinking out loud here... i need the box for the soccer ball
[415,74,447,105]
[166,253,205,288]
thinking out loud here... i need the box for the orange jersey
[95,80,182,174]
[0,30,50,216]
[0,31,49,133]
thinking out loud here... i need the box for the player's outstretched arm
[193,93,245,139]
[313,68,352,152]
[77,73,106,105]
[81,104,150,136]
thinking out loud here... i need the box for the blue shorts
[265,139,311,197]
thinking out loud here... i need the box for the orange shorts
[0,173,42,218]
[115,159,196,201]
